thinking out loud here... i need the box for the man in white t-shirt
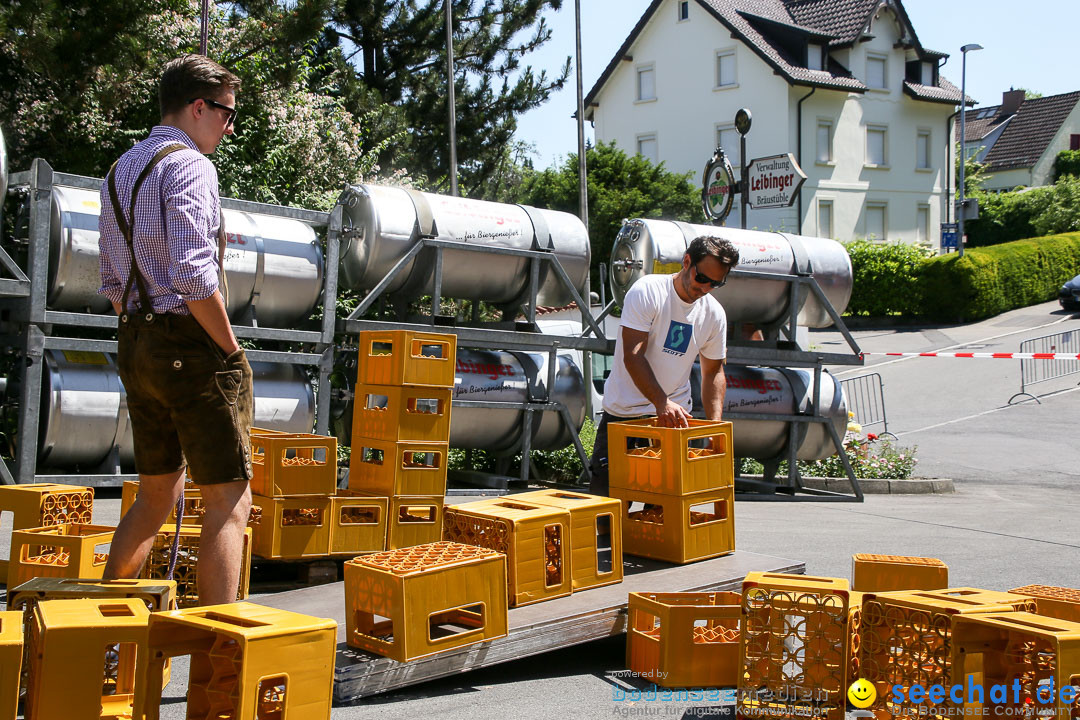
[589,235,740,495]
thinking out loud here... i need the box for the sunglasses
[693,264,728,288]
[189,97,237,127]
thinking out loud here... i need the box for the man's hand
[655,399,692,428]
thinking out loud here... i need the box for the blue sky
[513,0,1077,169]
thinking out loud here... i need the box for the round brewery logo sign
[701,147,736,223]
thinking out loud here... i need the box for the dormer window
[921,62,933,85]
[808,43,823,71]
[867,53,887,89]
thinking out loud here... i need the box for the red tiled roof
[903,77,966,105]
[584,0,960,115]
[981,91,1080,171]
[785,0,878,45]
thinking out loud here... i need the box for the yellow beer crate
[739,572,862,720]
[387,495,445,550]
[609,485,734,565]
[140,602,336,719]
[348,438,449,497]
[251,494,333,560]
[7,523,113,589]
[443,498,571,607]
[24,598,149,720]
[607,419,733,495]
[0,611,22,720]
[1009,584,1080,623]
[627,591,741,689]
[512,489,623,592]
[859,588,1037,719]
[0,483,93,576]
[330,491,388,555]
[351,383,452,443]
[249,430,337,497]
[357,329,457,387]
[950,612,1080,719]
[345,541,507,662]
[851,553,949,592]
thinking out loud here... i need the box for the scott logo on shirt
[662,321,692,355]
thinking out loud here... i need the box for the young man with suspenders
[97,55,251,605]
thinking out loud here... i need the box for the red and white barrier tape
[862,352,1080,360]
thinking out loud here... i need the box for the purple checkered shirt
[97,125,221,315]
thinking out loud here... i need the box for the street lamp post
[957,43,982,258]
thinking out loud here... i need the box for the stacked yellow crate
[348,330,457,549]
[606,419,735,564]
[249,429,388,559]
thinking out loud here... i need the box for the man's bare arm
[622,326,691,428]
[187,291,240,355]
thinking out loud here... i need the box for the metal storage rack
[594,264,866,501]
[0,159,341,486]
[335,231,612,487]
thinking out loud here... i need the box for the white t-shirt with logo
[603,273,727,417]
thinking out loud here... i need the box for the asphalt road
[6,301,1080,718]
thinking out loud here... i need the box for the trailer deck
[258,549,803,703]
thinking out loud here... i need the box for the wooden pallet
[257,549,803,702]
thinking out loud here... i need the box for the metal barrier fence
[1008,329,1080,404]
[839,372,896,439]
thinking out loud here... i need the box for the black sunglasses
[693,264,728,288]
[189,97,237,127]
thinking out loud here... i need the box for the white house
[962,89,1080,191]
[583,0,966,248]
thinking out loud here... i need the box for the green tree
[0,0,385,209]
[512,142,701,292]
[325,0,570,196]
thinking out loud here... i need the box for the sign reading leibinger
[746,153,806,209]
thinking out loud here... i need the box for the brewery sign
[745,153,806,209]
[701,147,736,222]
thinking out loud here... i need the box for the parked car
[1060,274,1080,312]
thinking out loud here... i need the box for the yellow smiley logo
[848,679,877,709]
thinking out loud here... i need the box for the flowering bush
[740,426,918,480]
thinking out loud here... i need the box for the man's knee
[199,480,251,524]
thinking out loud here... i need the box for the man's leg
[103,468,186,579]
[589,413,613,496]
[196,479,252,606]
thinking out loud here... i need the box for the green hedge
[844,240,932,316]
[845,232,1080,322]
[918,232,1080,322]
[1054,150,1080,182]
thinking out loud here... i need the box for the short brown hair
[687,235,739,268]
[159,54,241,118]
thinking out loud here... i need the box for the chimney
[1001,89,1025,116]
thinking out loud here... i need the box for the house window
[866,125,887,166]
[921,61,933,85]
[818,200,833,238]
[916,129,931,169]
[816,119,833,163]
[808,44,823,71]
[865,202,887,241]
[677,0,689,21]
[917,204,930,244]
[637,65,655,101]
[716,50,736,88]
[716,125,740,167]
[1071,134,1080,151]
[637,133,658,164]
[867,53,887,89]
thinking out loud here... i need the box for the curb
[797,476,955,494]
